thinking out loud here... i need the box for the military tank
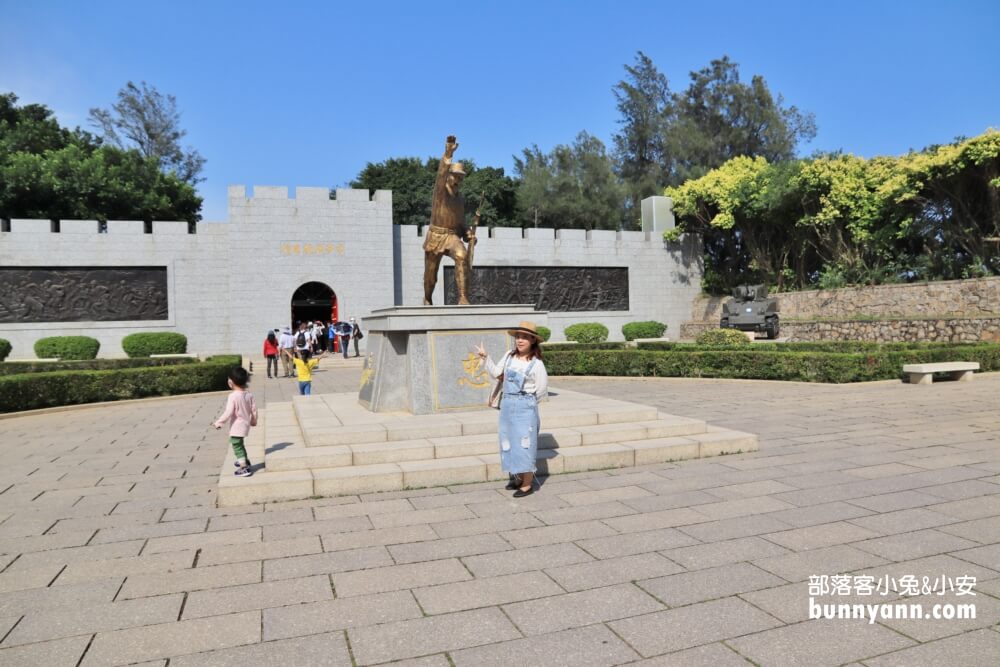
[720,284,780,339]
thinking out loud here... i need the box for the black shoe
[513,487,534,498]
[505,474,521,491]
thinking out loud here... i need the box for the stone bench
[902,362,979,385]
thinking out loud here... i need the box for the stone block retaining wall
[684,277,1000,342]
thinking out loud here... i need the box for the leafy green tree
[611,52,817,205]
[667,56,817,184]
[666,130,1000,292]
[611,51,671,218]
[88,81,206,185]
[0,92,202,222]
[460,165,520,228]
[351,157,436,226]
[350,156,520,228]
[514,131,625,231]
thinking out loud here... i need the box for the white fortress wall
[1,187,698,358]
[0,185,395,358]
[0,217,232,358]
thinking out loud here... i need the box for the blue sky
[2,0,998,221]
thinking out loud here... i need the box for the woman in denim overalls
[476,321,549,497]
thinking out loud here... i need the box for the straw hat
[507,321,541,341]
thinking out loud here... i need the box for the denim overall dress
[498,356,539,475]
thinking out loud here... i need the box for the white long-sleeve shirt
[483,352,548,398]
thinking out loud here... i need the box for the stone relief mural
[0,267,168,323]
[445,266,629,311]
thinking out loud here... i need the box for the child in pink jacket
[213,366,258,477]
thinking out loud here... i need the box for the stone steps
[217,388,759,507]
[293,393,661,447]
[219,430,756,506]
[265,415,710,473]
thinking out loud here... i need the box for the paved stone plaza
[1,362,999,665]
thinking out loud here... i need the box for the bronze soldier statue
[423,135,479,305]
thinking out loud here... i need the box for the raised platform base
[217,388,759,506]
[359,304,545,414]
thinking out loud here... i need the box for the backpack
[296,331,306,347]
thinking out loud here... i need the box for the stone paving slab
[629,642,754,666]
[608,596,783,657]
[413,570,563,614]
[347,607,521,665]
[501,582,665,636]
[545,552,684,592]
[0,634,91,666]
[81,610,261,666]
[168,631,352,666]
[262,590,422,641]
[727,618,915,666]
[864,628,1000,666]
[460,542,595,578]
[331,558,472,597]
[2,369,1000,665]
[636,561,787,607]
[5,593,184,646]
[180,574,333,619]
[449,623,640,666]
[118,562,262,600]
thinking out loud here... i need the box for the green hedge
[543,345,1000,383]
[635,340,993,352]
[696,328,751,346]
[543,342,627,352]
[0,357,197,377]
[121,332,188,357]
[0,339,10,362]
[564,322,609,344]
[536,326,552,342]
[33,336,101,360]
[0,355,241,413]
[622,321,667,341]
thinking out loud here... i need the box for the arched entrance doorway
[290,280,337,331]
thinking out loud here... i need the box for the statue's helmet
[448,162,466,176]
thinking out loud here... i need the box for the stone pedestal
[358,305,547,414]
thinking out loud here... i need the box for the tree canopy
[0,93,202,222]
[667,56,817,184]
[89,81,206,186]
[666,130,1000,292]
[515,131,624,231]
[612,51,670,215]
[350,156,519,228]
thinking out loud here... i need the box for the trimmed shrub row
[2,332,188,362]
[564,323,609,343]
[0,357,197,377]
[0,355,241,413]
[543,345,1000,384]
[122,332,188,357]
[696,328,751,345]
[543,342,628,352]
[622,321,667,341]
[536,326,552,342]
[34,336,100,360]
